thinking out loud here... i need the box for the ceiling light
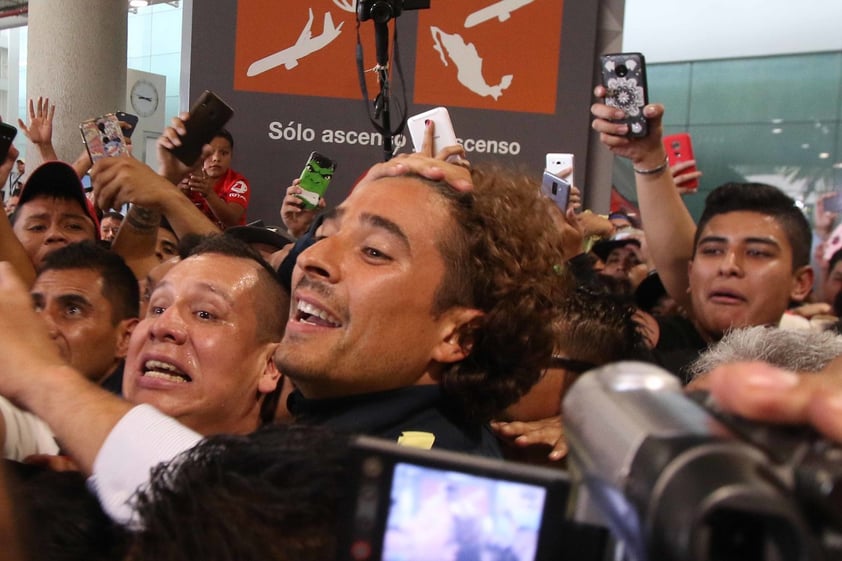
[129,0,149,6]
[819,152,830,159]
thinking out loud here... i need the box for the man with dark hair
[592,94,814,378]
[1,242,138,459]
[0,234,284,469]
[35,242,140,390]
[181,129,250,229]
[99,211,124,244]
[10,161,100,269]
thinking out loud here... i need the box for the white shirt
[88,404,202,525]
[0,395,59,460]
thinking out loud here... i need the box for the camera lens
[617,64,628,77]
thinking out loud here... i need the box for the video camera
[339,362,841,561]
[356,0,430,23]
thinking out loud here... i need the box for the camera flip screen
[382,462,547,561]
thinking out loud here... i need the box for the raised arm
[0,144,36,286]
[591,87,697,309]
[17,97,59,163]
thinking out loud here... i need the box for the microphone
[374,20,389,67]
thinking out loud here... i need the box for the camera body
[356,0,430,23]
[339,362,841,561]
[563,362,841,561]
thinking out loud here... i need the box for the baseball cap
[18,161,100,238]
[591,228,644,262]
[226,223,295,251]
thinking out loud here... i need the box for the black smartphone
[541,170,571,211]
[115,111,139,139]
[296,151,336,211]
[168,90,234,166]
[0,122,17,162]
[600,52,649,138]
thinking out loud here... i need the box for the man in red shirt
[181,129,250,229]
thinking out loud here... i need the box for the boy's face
[688,210,812,340]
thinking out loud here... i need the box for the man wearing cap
[10,160,99,269]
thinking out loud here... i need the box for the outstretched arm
[591,87,697,310]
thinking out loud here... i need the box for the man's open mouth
[295,300,341,327]
[143,360,192,383]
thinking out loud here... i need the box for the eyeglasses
[548,355,596,375]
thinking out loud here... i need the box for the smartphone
[80,113,128,163]
[337,436,577,561]
[600,52,649,138]
[168,90,234,166]
[406,106,458,155]
[296,151,336,210]
[546,153,575,186]
[115,111,139,139]
[0,122,17,162]
[541,170,571,211]
[662,132,698,191]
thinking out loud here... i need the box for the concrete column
[585,0,626,213]
[26,0,127,166]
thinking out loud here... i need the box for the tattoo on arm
[125,206,162,234]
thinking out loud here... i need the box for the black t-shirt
[653,315,708,383]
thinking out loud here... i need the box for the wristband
[633,156,669,176]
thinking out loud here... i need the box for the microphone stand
[373,20,392,162]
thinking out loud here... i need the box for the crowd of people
[0,80,839,561]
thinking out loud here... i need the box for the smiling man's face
[688,210,811,340]
[274,176,473,399]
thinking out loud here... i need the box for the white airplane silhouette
[464,0,535,28]
[247,9,344,76]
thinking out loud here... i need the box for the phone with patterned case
[80,113,128,163]
[600,52,649,138]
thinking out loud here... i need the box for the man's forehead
[19,194,88,217]
[698,211,787,244]
[158,253,260,297]
[33,268,106,295]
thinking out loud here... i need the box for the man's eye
[699,246,723,256]
[67,222,86,232]
[363,247,390,260]
[150,306,166,316]
[196,310,215,320]
[65,305,83,317]
[26,224,46,232]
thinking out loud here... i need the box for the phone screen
[382,462,547,561]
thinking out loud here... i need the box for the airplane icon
[247,9,344,76]
[464,0,535,28]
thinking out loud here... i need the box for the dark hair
[694,182,811,270]
[131,424,351,561]
[213,128,234,150]
[188,234,286,344]
[556,281,651,367]
[7,461,129,561]
[413,163,572,421]
[101,210,124,222]
[39,242,139,322]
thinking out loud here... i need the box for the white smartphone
[406,106,458,154]
[545,153,575,186]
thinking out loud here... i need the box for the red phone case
[662,133,698,191]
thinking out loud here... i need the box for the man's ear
[258,343,283,394]
[790,265,814,303]
[114,318,139,359]
[430,307,484,364]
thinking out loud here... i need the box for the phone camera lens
[617,64,628,77]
